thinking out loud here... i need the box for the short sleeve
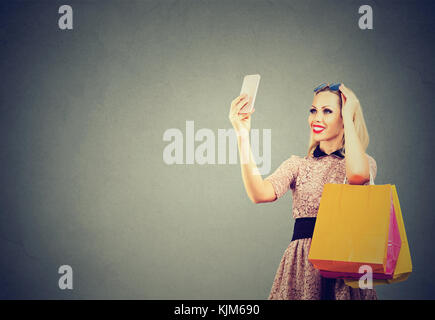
[363,154,377,185]
[264,155,300,199]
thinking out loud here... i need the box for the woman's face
[308,91,343,142]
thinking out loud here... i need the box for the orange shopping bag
[344,185,412,287]
[308,183,411,280]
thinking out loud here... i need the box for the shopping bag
[308,183,401,276]
[344,185,412,287]
[318,194,401,279]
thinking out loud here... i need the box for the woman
[228,83,377,300]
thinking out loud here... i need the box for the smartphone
[239,74,261,113]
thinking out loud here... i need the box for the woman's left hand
[339,84,359,121]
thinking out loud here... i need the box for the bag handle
[343,171,374,185]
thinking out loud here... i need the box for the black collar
[313,144,344,159]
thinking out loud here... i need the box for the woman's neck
[319,140,343,155]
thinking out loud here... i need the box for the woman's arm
[238,133,276,203]
[343,116,370,185]
[229,94,276,203]
[340,84,370,185]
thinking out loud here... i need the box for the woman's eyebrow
[311,105,331,109]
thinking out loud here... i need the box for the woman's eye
[310,108,331,114]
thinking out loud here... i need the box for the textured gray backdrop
[0,0,434,299]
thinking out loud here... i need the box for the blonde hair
[307,87,370,157]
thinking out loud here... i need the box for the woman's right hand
[228,93,255,135]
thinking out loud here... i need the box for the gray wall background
[1,0,434,299]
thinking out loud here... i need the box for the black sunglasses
[313,83,341,93]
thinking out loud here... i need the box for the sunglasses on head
[313,83,341,93]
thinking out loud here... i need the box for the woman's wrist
[236,129,250,142]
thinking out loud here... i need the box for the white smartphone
[239,74,260,113]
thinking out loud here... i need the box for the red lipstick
[312,124,325,134]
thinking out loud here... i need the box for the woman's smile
[312,125,325,134]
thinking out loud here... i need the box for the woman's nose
[315,113,324,122]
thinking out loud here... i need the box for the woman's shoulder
[278,153,317,168]
[281,154,308,166]
[284,153,320,162]
[284,154,304,161]
[365,153,376,161]
[364,153,377,167]
[365,153,377,170]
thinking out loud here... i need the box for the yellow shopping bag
[344,185,412,288]
[308,183,411,279]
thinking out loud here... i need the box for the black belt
[291,217,317,241]
[291,217,336,300]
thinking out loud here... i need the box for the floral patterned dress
[265,145,378,300]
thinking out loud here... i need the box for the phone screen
[239,74,260,113]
